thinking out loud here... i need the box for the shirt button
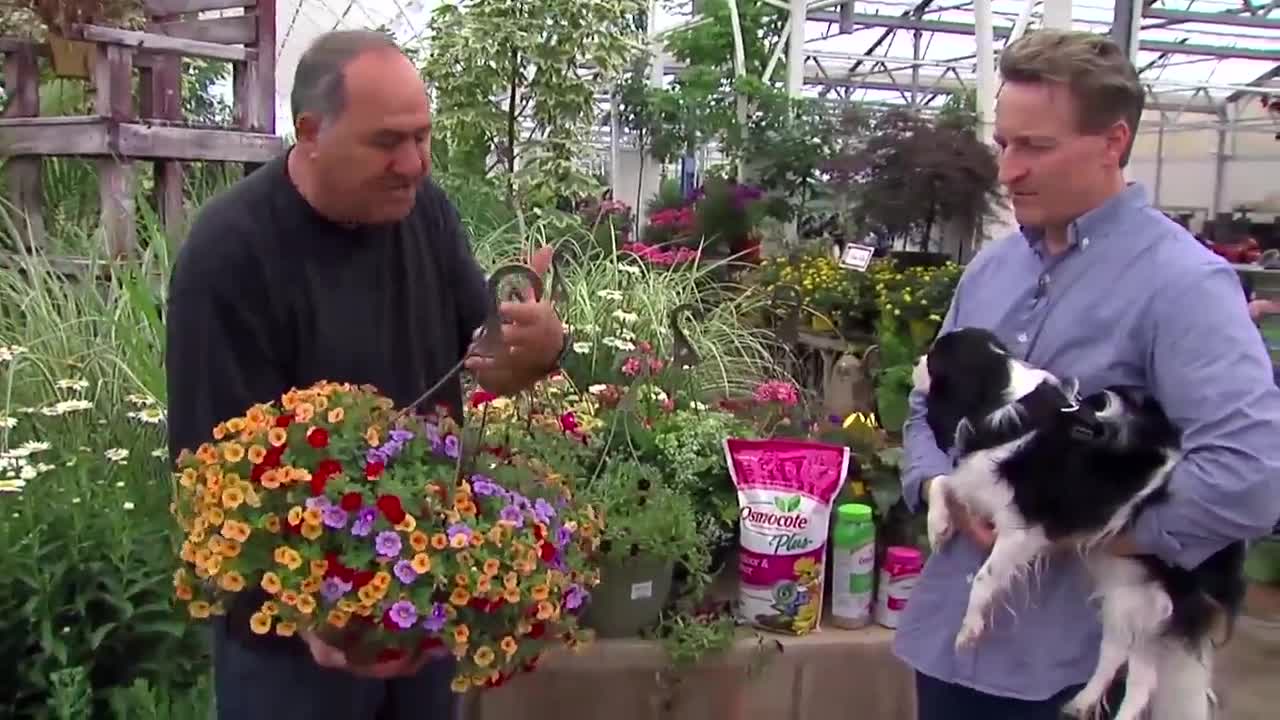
[1081,237,1090,249]
[1017,333,1029,343]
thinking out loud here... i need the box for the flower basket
[172,379,604,692]
[580,553,675,638]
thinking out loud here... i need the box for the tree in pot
[578,460,704,639]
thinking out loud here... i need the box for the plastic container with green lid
[830,503,876,629]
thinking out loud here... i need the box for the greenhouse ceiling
[271,0,1278,129]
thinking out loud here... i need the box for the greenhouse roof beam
[1142,7,1280,29]
[807,10,1279,61]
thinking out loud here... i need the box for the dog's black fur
[919,327,1246,718]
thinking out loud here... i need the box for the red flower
[528,622,546,639]
[274,413,293,428]
[340,492,363,512]
[375,646,405,662]
[306,427,329,449]
[539,541,557,562]
[558,412,578,434]
[310,458,342,495]
[469,390,498,407]
[376,495,406,524]
[353,569,376,588]
[365,461,385,480]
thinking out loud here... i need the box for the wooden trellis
[0,0,283,255]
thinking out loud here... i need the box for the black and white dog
[914,327,1246,720]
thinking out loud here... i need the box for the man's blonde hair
[998,30,1145,166]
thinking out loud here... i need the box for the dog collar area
[1015,382,1104,441]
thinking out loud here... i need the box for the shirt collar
[1021,182,1150,252]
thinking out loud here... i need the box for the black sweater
[165,151,490,652]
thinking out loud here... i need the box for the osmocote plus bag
[725,438,849,635]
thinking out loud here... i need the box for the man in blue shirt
[895,29,1280,719]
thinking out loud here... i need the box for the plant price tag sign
[839,243,875,272]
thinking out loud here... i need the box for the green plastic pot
[1244,537,1280,585]
[581,554,676,638]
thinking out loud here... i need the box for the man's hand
[300,630,447,679]
[926,475,996,551]
[464,246,565,394]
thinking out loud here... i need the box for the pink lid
[885,546,923,568]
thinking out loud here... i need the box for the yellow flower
[221,442,245,463]
[249,612,273,635]
[501,636,518,656]
[431,533,449,550]
[261,572,282,594]
[411,553,432,573]
[296,594,316,615]
[473,646,495,668]
[221,486,245,510]
[327,407,345,423]
[267,428,288,447]
[409,531,430,552]
[294,402,315,423]
[188,601,212,619]
[450,677,471,693]
[450,588,471,606]
[275,621,297,637]
[327,609,350,629]
[246,445,267,464]
[453,624,470,644]
[219,571,246,592]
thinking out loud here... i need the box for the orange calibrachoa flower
[171,378,602,693]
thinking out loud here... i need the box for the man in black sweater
[164,30,567,720]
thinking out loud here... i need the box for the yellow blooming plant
[756,251,877,333]
[172,377,604,693]
[868,260,962,348]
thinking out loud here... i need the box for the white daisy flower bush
[0,253,208,718]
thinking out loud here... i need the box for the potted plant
[577,459,703,638]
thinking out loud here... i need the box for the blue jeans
[915,671,1123,720]
[210,621,458,720]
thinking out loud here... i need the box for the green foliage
[423,0,646,208]
[582,459,703,568]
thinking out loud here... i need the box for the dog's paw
[954,616,985,650]
[1060,694,1103,719]
[926,481,953,549]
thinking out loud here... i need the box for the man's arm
[1122,261,1280,568]
[166,227,288,463]
[900,280,963,513]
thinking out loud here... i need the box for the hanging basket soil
[580,554,675,639]
[48,35,95,79]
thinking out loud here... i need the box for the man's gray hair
[290,29,403,123]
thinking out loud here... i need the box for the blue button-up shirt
[893,182,1280,700]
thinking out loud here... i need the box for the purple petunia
[351,507,377,537]
[533,498,556,523]
[321,577,352,604]
[375,530,402,557]
[305,495,331,511]
[443,435,460,459]
[393,559,417,584]
[470,474,501,497]
[388,600,417,630]
[422,602,448,632]
[556,524,573,548]
[564,584,587,611]
[446,523,473,544]
[321,505,349,529]
[499,504,524,527]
